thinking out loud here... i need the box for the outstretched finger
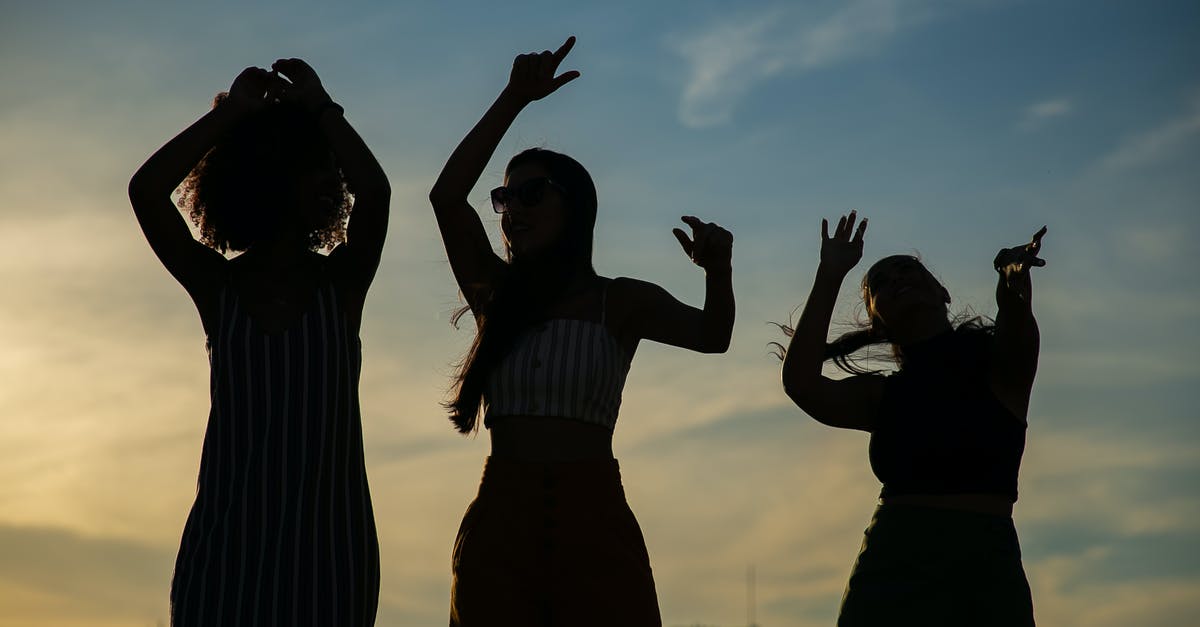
[835,215,848,239]
[822,218,830,241]
[551,70,581,91]
[1031,225,1047,248]
[553,36,577,63]
[851,217,868,244]
[680,215,706,231]
[672,228,694,257]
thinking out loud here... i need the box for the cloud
[667,0,943,128]
[0,522,172,624]
[1097,91,1200,171]
[1018,98,1073,130]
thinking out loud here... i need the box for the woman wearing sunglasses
[429,37,734,626]
[778,212,1044,626]
[129,60,388,626]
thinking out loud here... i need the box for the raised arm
[272,58,391,296]
[989,226,1046,420]
[128,68,280,302]
[625,216,735,353]
[780,211,883,432]
[428,37,581,312]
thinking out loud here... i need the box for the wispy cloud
[1018,97,1073,130]
[1098,91,1200,171]
[667,0,944,128]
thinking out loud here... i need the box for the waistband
[869,502,1017,538]
[477,456,626,502]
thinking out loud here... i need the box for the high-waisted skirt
[449,457,662,627]
[838,503,1035,627]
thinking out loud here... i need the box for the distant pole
[746,564,757,627]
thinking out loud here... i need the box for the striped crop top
[482,285,630,431]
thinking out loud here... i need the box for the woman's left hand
[994,226,1047,276]
[271,58,333,114]
[673,216,733,271]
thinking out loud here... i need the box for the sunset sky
[1,0,1198,625]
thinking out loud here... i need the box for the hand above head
[673,216,733,271]
[819,210,867,277]
[994,226,1047,276]
[227,67,287,115]
[271,58,334,114]
[504,36,581,104]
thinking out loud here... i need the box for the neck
[245,229,311,268]
[889,318,953,347]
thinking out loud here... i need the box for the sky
[1,0,1198,625]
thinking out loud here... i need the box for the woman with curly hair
[430,37,734,626]
[129,60,389,626]
[779,211,1045,626]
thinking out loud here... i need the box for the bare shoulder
[606,276,667,304]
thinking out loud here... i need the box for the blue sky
[1,0,1198,625]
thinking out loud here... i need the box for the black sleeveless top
[868,329,1026,502]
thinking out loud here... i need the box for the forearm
[700,265,735,352]
[130,105,240,200]
[782,266,845,392]
[318,109,390,245]
[994,271,1039,370]
[318,108,389,198]
[430,88,526,203]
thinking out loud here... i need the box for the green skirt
[838,503,1034,627]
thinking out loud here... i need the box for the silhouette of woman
[129,60,389,626]
[430,37,735,626]
[779,212,1044,626]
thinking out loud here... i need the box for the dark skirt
[449,457,662,627]
[838,503,1034,627]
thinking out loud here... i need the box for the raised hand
[227,67,287,115]
[673,216,733,271]
[820,210,867,277]
[505,36,581,104]
[271,58,333,114]
[993,226,1047,276]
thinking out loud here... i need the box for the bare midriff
[881,493,1014,517]
[489,415,615,462]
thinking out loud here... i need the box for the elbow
[428,183,461,208]
[781,369,816,411]
[698,330,732,354]
[127,171,155,206]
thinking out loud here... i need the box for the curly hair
[178,93,351,253]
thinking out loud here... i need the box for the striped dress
[170,275,379,626]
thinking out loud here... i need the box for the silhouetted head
[179,93,350,254]
[497,148,597,270]
[862,255,952,341]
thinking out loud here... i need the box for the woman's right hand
[504,36,581,104]
[819,210,868,277]
[226,67,286,115]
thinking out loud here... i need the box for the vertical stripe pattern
[170,278,379,626]
[483,318,629,430]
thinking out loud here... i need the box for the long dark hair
[179,93,351,253]
[773,255,994,374]
[446,148,599,433]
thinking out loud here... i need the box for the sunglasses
[490,177,565,214]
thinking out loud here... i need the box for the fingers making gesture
[505,36,582,104]
[673,216,734,271]
[820,210,868,277]
[994,226,1048,276]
